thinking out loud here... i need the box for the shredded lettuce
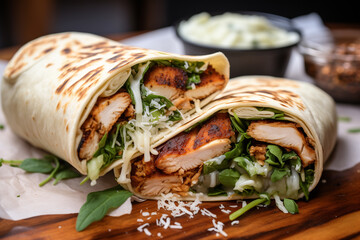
[195,111,315,202]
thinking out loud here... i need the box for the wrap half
[1,32,229,182]
[115,76,337,200]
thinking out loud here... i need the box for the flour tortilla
[115,76,337,200]
[1,32,229,175]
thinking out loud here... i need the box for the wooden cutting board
[1,163,360,239]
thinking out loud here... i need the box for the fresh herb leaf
[168,110,182,122]
[1,155,80,186]
[39,156,60,186]
[0,124,4,130]
[186,74,201,89]
[299,168,314,201]
[76,185,133,231]
[338,116,351,122]
[53,168,82,185]
[218,169,240,188]
[233,157,253,176]
[19,157,55,173]
[348,128,360,133]
[284,198,299,214]
[271,167,290,182]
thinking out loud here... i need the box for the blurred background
[0,0,359,48]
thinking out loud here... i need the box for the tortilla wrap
[115,76,337,201]
[1,32,229,178]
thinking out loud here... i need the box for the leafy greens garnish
[348,128,360,133]
[284,198,299,214]
[0,155,81,186]
[76,185,132,231]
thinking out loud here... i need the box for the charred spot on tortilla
[131,52,146,60]
[55,78,70,94]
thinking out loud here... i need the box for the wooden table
[1,30,360,239]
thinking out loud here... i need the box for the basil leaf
[284,198,299,214]
[76,186,133,231]
[219,169,240,188]
[53,168,82,185]
[19,157,54,173]
[0,124,4,130]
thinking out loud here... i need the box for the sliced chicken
[143,65,187,101]
[131,162,202,196]
[155,112,234,174]
[137,173,184,196]
[78,92,132,160]
[246,120,316,167]
[185,65,226,99]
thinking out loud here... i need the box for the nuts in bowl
[175,11,301,77]
[299,29,360,103]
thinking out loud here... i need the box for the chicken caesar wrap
[1,32,229,183]
[115,76,337,201]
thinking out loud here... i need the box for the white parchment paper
[1,13,360,221]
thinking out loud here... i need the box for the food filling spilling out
[77,60,225,182]
[131,109,315,200]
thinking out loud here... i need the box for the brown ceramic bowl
[175,11,301,78]
[299,29,360,104]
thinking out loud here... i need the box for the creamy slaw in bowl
[178,12,300,50]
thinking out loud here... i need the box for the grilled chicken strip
[131,156,202,196]
[131,112,234,196]
[155,112,234,174]
[144,65,187,101]
[144,64,225,110]
[185,65,226,99]
[78,91,132,160]
[246,120,316,167]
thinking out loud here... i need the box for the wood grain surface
[1,162,359,240]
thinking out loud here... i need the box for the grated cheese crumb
[229,205,238,208]
[219,204,225,209]
[137,219,144,222]
[137,223,149,232]
[231,220,239,225]
[221,209,231,214]
[208,219,228,237]
[144,228,152,236]
[201,208,217,218]
[322,179,327,183]
[142,211,150,217]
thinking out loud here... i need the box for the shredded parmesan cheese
[208,219,228,237]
